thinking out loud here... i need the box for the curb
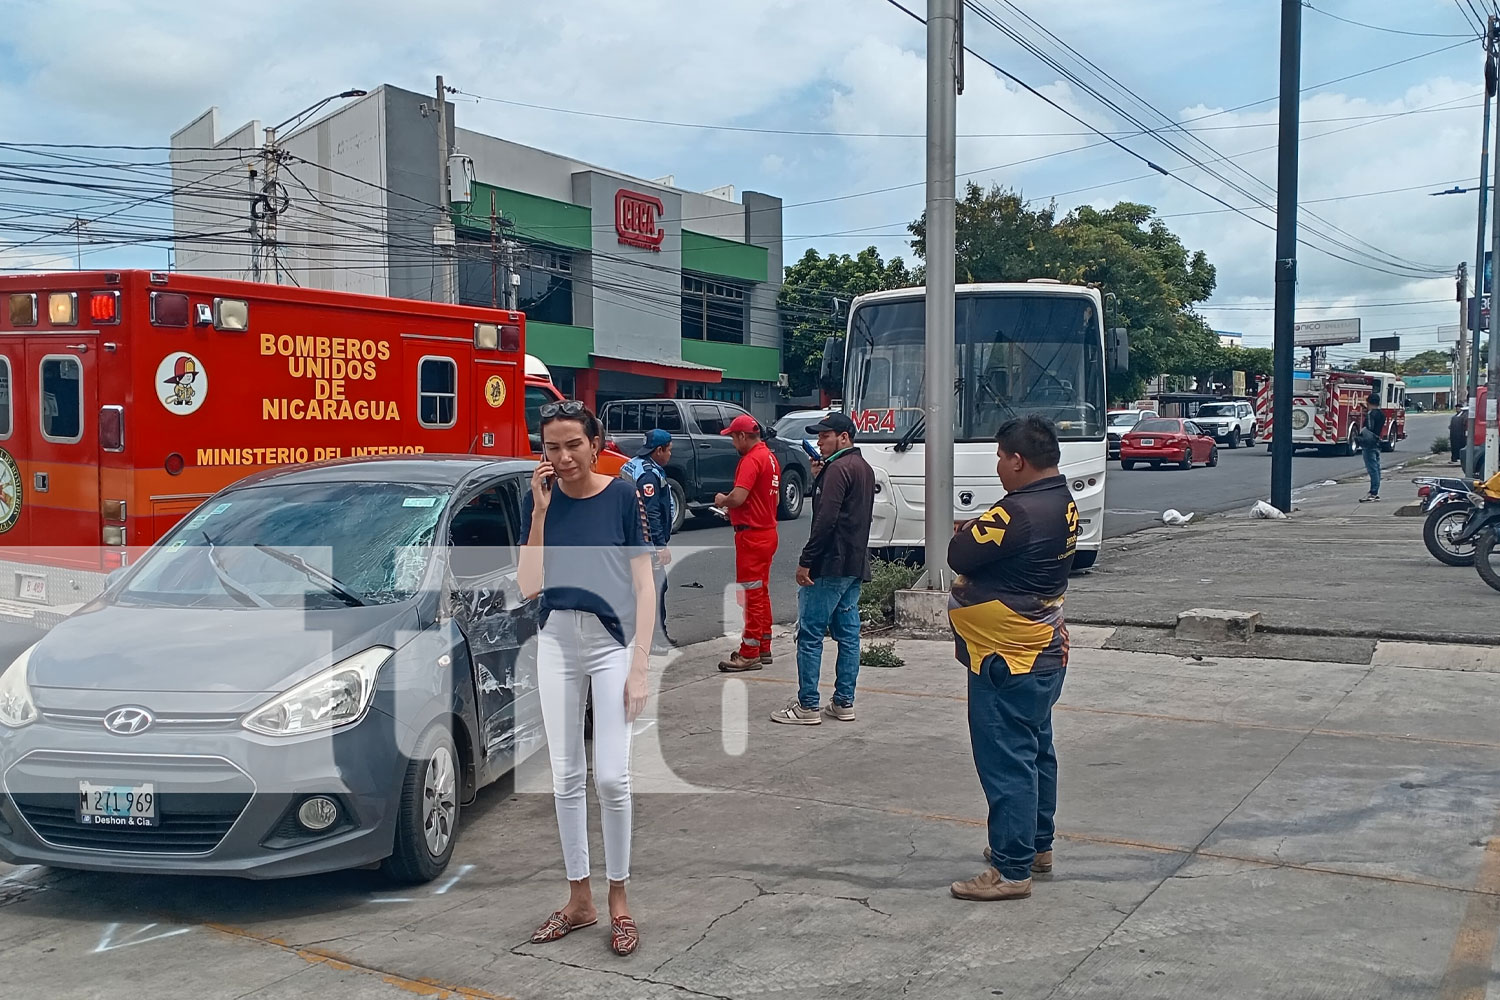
[1062,614,1500,649]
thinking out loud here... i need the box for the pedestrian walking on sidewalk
[631,429,677,653]
[946,416,1080,902]
[518,400,654,957]
[771,413,875,726]
[716,414,781,672]
[1359,393,1387,502]
[1451,406,1468,466]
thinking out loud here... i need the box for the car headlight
[0,643,39,729]
[242,646,392,737]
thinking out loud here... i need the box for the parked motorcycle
[1453,473,1500,592]
[1414,476,1483,566]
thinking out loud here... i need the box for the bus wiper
[200,530,273,609]
[894,413,925,453]
[252,544,368,607]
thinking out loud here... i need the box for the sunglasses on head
[538,399,587,419]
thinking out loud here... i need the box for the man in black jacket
[770,413,876,726]
[1451,405,1468,466]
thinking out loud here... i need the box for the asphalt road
[1102,412,1452,538]
[0,412,1452,656]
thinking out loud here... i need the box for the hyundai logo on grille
[958,491,975,507]
[103,707,155,735]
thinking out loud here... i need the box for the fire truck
[0,270,619,624]
[1253,369,1406,455]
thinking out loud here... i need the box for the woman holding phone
[518,399,655,957]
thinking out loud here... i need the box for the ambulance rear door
[27,337,99,572]
[474,357,522,455]
[0,339,27,554]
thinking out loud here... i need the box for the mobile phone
[544,474,555,491]
[801,439,820,461]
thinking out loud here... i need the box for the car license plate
[1138,438,1154,447]
[16,573,46,604]
[78,781,158,827]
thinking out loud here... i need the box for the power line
[1303,2,1478,38]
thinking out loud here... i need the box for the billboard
[1369,335,1401,354]
[1293,318,1361,347]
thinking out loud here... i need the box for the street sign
[1470,295,1490,332]
[1293,317,1361,346]
[1369,335,1401,354]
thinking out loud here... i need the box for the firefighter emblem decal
[157,352,208,415]
[484,375,507,408]
[0,448,20,534]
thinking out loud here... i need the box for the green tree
[1398,350,1453,374]
[779,247,914,396]
[909,183,1218,400]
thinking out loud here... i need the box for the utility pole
[1270,0,1302,514]
[1471,16,1497,475]
[1458,261,1469,410]
[260,124,283,284]
[923,0,959,589]
[248,164,261,282]
[488,191,519,310]
[434,75,457,305]
[1491,42,1500,479]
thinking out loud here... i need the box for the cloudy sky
[0,0,1492,363]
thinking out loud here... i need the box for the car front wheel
[1228,428,1240,449]
[777,471,805,520]
[382,723,461,885]
[1207,446,1219,467]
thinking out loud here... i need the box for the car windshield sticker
[211,502,232,515]
[403,497,438,508]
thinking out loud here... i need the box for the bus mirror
[1107,328,1129,375]
[820,336,845,389]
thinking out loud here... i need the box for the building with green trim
[170,83,787,422]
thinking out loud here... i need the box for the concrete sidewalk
[3,625,1499,998]
[1066,454,1500,644]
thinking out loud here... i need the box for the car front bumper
[0,708,406,879]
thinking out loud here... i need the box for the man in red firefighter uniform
[715,414,780,672]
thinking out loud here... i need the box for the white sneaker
[770,699,822,726]
[822,702,856,722]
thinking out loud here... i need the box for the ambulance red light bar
[90,291,120,324]
[150,291,189,328]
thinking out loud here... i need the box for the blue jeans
[795,576,862,709]
[1363,447,1381,496]
[968,657,1066,882]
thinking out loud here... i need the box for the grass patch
[859,556,923,626]
[860,640,904,668]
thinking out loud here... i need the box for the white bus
[826,280,1118,569]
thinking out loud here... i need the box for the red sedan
[1119,417,1219,470]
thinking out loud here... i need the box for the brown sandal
[530,910,597,944]
[610,915,639,956]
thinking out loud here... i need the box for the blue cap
[637,428,673,456]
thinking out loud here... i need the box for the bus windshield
[844,292,1106,442]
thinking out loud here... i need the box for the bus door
[27,338,98,572]
[0,339,27,557]
[474,358,522,456]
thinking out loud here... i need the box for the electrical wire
[1304,2,1478,39]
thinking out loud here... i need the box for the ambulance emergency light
[48,292,76,326]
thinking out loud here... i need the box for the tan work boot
[718,652,763,672]
[983,847,1054,873]
[950,867,1032,901]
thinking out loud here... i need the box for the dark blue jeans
[796,576,862,709]
[1363,446,1381,496]
[968,657,1066,882]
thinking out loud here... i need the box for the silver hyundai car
[0,456,545,882]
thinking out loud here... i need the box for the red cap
[721,414,761,436]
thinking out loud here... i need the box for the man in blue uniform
[632,429,676,652]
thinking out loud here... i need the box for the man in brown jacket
[771,413,876,726]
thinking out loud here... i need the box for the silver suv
[1191,401,1257,448]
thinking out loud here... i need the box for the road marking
[94,922,192,953]
[1438,828,1500,1000]
[433,864,474,896]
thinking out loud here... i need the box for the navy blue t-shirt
[521,477,650,646]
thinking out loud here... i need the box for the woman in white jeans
[518,399,654,957]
